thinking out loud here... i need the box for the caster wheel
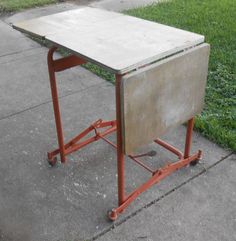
[147,150,157,157]
[190,159,199,166]
[48,157,57,167]
[107,209,117,221]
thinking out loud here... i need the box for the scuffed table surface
[13,7,204,74]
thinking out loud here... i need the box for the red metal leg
[47,47,88,165]
[47,47,66,163]
[184,118,194,158]
[184,118,202,165]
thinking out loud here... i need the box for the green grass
[0,0,57,12]
[125,0,236,151]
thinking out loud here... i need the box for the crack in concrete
[0,46,44,64]
[0,46,42,59]
[0,81,105,122]
[90,152,234,241]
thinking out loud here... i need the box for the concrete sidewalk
[0,1,235,241]
[97,154,236,241]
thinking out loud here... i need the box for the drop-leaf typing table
[13,7,210,220]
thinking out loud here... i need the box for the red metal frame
[47,47,202,220]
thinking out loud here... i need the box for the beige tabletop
[13,7,204,74]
